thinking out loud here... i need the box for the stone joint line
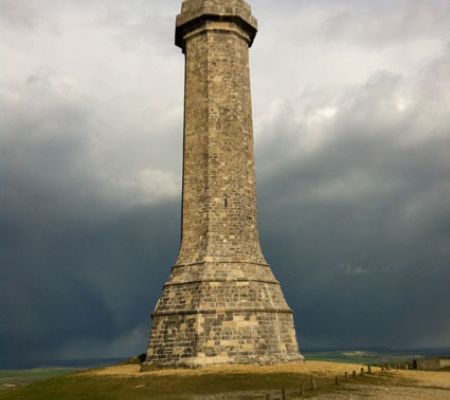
[164,279,281,287]
[152,308,294,318]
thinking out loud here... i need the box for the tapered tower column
[143,0,302,368]
[176,0,264,266]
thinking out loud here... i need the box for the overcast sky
[1,0,449,368]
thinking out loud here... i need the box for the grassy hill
[1,356,449,400]
[0,361,401,400]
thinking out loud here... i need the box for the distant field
[304,350,448,365]
[0,368,78,392]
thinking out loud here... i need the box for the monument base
[142,353,303,371]
[143,262,303,369]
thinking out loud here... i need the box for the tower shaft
[178,11,264,266]
[143,0,302,368]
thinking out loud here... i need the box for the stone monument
[143,0,302,368]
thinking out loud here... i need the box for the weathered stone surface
[143,0,302,369]
[175,0,257,48]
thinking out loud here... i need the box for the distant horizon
[2,347,449,371]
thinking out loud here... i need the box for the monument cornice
[175,1,258,49]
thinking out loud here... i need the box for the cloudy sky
[1,0,449,368]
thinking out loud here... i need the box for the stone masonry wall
[143,0,302,369]
[176,19,265,265]
[146,263,301,367]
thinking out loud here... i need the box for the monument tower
[143,0,302,368]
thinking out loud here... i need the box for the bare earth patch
[84,361,361,378]
[395,369,450,389]
[318,384,450,400]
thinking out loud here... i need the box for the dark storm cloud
[1,0,449,368]
[0,70,112,227]
[0,201,179,368]
[0,71,180,364]
[256,53,450,348]
[0,64,180,368]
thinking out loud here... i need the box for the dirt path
[191,384,450,400]
[318,384,450,399]
[85,361,369,377]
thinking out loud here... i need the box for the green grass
[0,368,392,400]
[0,368,78,389]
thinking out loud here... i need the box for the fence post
[344,372,348,380]
[311,378,317,391]
[281,388,286,400]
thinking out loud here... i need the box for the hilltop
[1,360,449,399]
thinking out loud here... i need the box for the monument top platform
[176,0,258,48]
